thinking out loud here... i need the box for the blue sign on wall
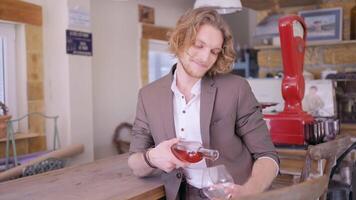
[66,30,92,56]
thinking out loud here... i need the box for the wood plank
[277,148,307,157]
[0,0,42,26]
[307,135,352,160]
[0,153,165,200]
[241,0,321,11]
[255,40,356,50]
[239,175,328,200]
[28,135,46,154]
[277,148,320,177]
[140,39,149,86]
[241,0,275,11]
[0,133,44,157]
[142,24,172,41]
[341,123,356,137]
[0,132,40,142]
[271,174,296,190]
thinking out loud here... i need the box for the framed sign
[138,4,155,24]
[299,7,343,42]
[66,30,92,56]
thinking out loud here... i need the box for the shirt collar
[170,68,201,96]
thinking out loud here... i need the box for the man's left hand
[222,183,255,199]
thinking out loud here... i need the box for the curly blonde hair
[169,7,236,75]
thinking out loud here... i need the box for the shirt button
[176,172,182,179]
[181,96,184,99]
[182,110,186,114]
[181,128,184,132]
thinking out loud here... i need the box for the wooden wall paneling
[26,24,45,136]
[28,135,46,153]
[0,0,42,26]
[142,24,171,41]
[140,39,149,86]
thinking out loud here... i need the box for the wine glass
[201,165,235,200]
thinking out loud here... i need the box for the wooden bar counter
[0,153,165,200]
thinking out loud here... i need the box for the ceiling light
[194,0,242,14]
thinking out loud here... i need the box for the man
[128,8,279,200]
[303,85,325,116]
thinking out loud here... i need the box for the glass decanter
[170,140,219,163]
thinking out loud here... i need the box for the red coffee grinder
[264,15,314,146]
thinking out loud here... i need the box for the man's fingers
[169,151,190,166]
[166,137,180,145]
[163,163,176,172]
[175,161,190,168]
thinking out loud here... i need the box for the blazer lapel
[200,76,216,150]
[160,71,176,141]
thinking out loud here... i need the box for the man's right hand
[148,138,190,172]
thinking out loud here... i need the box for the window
[0,23,17,118]
[148,40,176,83]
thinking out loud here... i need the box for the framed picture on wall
[138,4,155,24]
[298,7,343,42]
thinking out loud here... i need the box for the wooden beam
[241,0,321,11]
[238,175,328,200]
[142,24,172,41]
[0,153,165,200]
[241,0,275,11]
[0,0,42,26]
[140,39,149,86]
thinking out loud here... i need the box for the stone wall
[256,0,356,78]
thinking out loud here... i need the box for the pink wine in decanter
[171,140,219,163]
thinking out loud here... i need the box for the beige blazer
[130,66,279,200]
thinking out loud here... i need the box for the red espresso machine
[264,15,314,146]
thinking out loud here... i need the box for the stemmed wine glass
[201,165,235,200]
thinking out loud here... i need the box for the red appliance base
[264,112,314,145]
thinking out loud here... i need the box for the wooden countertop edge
[126,185,165,200]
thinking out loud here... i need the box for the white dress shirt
[171,72,206,188]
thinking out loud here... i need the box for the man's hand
[226,158,279,199]
[149,138,190,172]
[225,183,254,199]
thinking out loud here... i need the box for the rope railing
[5,112,60,169]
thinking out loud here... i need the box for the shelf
[241,0,320,11]
[0,132,40,143]
[277,148,307,157]
[254,40,356,50]
[341,123,356,137]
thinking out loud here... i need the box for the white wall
[41,0,71,153]
[25,0,94,164]
[91,0,194,159]
[67,0,94,163]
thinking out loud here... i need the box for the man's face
[178,24,223,79]
[309,87,317,94]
